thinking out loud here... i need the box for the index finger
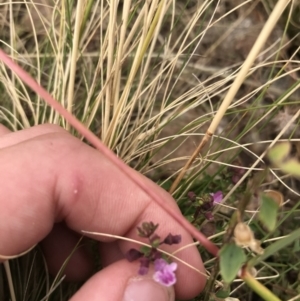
[0,125,206,298]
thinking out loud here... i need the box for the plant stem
[4,261,16,301]
[242,269,281,301]
[66,0,84,131]
[169,0,291,194]
[105,0,166,146]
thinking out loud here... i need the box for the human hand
[0,124,205,301]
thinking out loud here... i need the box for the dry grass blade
[169,0,291,194]
[66,0,84,131]
[3,261,16,301]
[104,0,166,147]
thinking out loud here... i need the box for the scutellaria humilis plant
[125,221,181,287]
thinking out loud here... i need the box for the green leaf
[292,239,300,252]
[220,243,246,283]
[268,143,300,177]
[140,246,151,256]
[268,142,290,164]
[249,228,300,267]
[259,194,279,231]
[280,158,300,177]
[215,288,230,298]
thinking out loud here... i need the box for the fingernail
[123,277,174,301]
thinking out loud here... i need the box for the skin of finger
[0,123,206,296]
[0,124,96,281]
[0,123,65,149]
[70,259,174,301]
[0,124,12,136]
[99,238,206,299]
[0,125,205,299]
[99,241,124,267]
[41,223,94,282]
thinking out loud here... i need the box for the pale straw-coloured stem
[66,0,84,131]
[4,261,16,301]
[112,0,132,113]
[105,0,165,146]
[103,0,117,138]
[9,1,16,129]
[169,0,291,194]
[242,269,281,301]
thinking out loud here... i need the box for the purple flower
[210,191,223,204]
[153,258,177,287]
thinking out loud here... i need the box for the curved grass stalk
[169,0,291,194]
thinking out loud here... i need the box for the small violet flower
[210,190,223,205]
[153,258,178,287]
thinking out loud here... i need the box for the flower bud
[150,234,161,248]
[204,211,214,221]
[201,200,214,211]
[138,257,150,275]
[125,248,143,262]
[137,221,159,237]
[187,191,197,202]
[163,233,181,245]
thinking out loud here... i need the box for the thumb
[70,260,174,301]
